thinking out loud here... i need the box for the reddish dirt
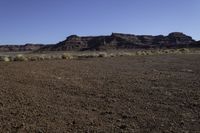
[0,54,200,132]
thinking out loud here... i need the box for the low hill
[0,44,44,52]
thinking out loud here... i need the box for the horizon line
[0,32,198,45]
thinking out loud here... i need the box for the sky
[0,0,199,44]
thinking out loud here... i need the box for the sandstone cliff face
[40,32,196,51]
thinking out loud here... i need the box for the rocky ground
[0,54,200,132]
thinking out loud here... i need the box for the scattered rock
[181,69,193,73]
[119,125,127,129]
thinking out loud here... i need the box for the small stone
[119,125,127,129]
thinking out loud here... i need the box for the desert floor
[0,54,200,132]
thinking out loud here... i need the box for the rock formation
[39,32,196,51]
[0,32,199,52]
[0,44,44,52]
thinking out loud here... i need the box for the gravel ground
[0,54,200,132]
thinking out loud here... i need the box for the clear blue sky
[0,0,199,44]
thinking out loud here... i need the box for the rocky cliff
[39,32,197,51]
[0,32,199,52]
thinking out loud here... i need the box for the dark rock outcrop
[39,32,196,51]
[0,32,198,52]
[0,44,44,52]
[190,40,200,47]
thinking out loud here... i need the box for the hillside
[0,32,199,52]
[0,44,44,52]
[39,32,198,51]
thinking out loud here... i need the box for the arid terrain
[0,54,200,132]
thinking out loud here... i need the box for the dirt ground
[0,54,200,133]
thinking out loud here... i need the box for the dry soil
[0,54,200,133]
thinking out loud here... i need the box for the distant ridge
[0,32,200,52]
[0,44,44,52]
[39,32,199,51]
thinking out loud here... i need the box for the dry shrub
[162,49,172,54]
[37,55,47,61]
[154,50,164,55]
[50,55,57,60]
[8,56,15,61]
[98,52,108,58]
[79,53,98,58]
[43,55,52,60]
[55,55,63,60]
[173,49,182,54]
[178,48,190,53]
[28,56,39,61]
[116,52,123,57]
[90,53,100,58]
[108,53,116,57]
[14,54,28,61]
[136,51,147,56]
[122,52,136,56]
[0,56,10,62]
[62,53,73,59]
[144,51,153,55]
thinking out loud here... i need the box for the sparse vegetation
[178,48,190,53]
[98,52,108,58]
[14,54,28,61]
[0,56,10,62]
[0,48,196,62]
[62,53,74,59]
[28,56,38,61]
[136,51,146,56]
